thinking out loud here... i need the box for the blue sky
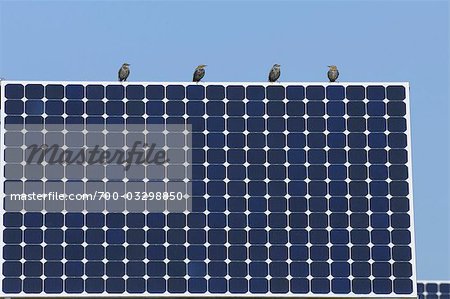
[0,0,449,280]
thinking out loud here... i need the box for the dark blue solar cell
[308,118,325,132]
[387,102,406,116]
[394,279,413,294]
[23,245,43,260]
[270,278,289,293]
[106,278,125,293]
[266,86,284,100]
[390,181,409,196]
[87,101,104,115]
[246,85,265,101]
[347,102,365,116]
[127,101,145,115]
[166,85,185,100]
[229,261,248,276]
[327,102,345,117]
[389,149,407,164]
[126,85,144,100]
[85,213,104,228]
[64,85,83,100]
[367,86,385,100]
[25,100,44,115]
[388,133,407,149]
[186,85,205,100]
[311,278,330,294]
[352,278,371,294]
[349,181,368,196]
[187,101,205,116]
[390,197,410,212]
[332,262,350,277]
[308,165,326,180]
[371,197,389,212]
[392,246,411,261]
[346,85,365,101]
[388,117,407,132]
[230,278,248,293]
[307,133,326,148]
[23,277,42,293]
[3,261,22,276]
[369,149,387,164]
[45,100,64,115]
[44,261,63,277]
[5,100,24,115]
[331,246,349,260]
[349,165,367,180]
[327,117,345,132]
[351,214,369,228]
[371,214,389,229]
[311,262,329,277]
[372,246,390,261]
[306,86,325,100]
[85,85,105,100]
[266,102,284,116]
[43,85,63,100]
[65,229,84,244]
[25,84,44,99]
[65,213,83,227]
[226,102,245,116]
[249,278,268,293]
[291,277,309,293]
[308,181,327,196]
[310,229,328,243]
[332,278,351,294]
[4,213,22,228]
[348,133,366,148]
[227,117,245,132]
[65,245,84,260]
[5,84,24,99]
[328,133,346,148]
[326,86,345,101]
[351,246,370,261]
[106,101,124,115]
[347,117,366,132]
[24,229,42,244]
[247,102,265,117]
[206,85,225,100]
[267,117,285,132]
[65,101,83,116]
[330,230,349,245]
[145,85,165,100]
[285,85,304,101]
[327,149,345,164]
[286,102,305,117]
[367,102,385,116]
[368,117,386,132]
[269,229,288,244]
[310,246,329,261]
[248,198,267,213]
[387,86,406,101]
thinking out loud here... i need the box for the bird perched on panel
[327,65,339,82]
[193,65,207,83]
[118,63,130,82]
[268,64,281,82]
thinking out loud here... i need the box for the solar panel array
[418,281,450,299]
[1,81,416,297]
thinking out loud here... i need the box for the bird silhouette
[118,63,130,82]
[268,64,281,82]
[327,65,339,82]
[193,65,207,83]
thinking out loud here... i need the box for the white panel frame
[0,81,417,298]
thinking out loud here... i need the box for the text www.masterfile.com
[8,191,186,201]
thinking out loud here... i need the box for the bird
[327,65,339,82]
[193,65,207,83]
[118,63,130,82]
[268,64,281,82]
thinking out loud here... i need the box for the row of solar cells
[2,164,409,180]
[4,98,406,116]
[1,276,414,295]
[4,180,408,197]
[3,210,411,229]
[4,84,406,101]
[418,282,450,298]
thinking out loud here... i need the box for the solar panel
[418,281,450,298]
[0,81,417,297]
